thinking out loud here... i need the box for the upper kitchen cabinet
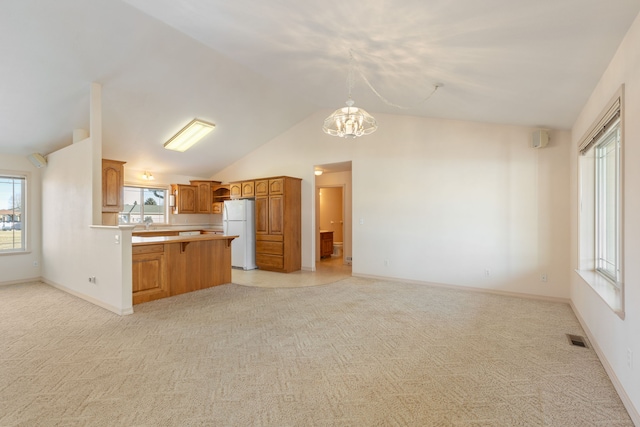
[212,184,230,214]
[102,159,125,225]
[170,184,197,214]
[189,180,221,214]
[230,181,255,199]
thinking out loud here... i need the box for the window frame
[594,120,621,285]
[576,85,624,318]
[0,172,27,254]
[122,185,169,226]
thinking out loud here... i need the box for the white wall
[214,112,571,300]
[570,12,640,423]
[0,154,42,284]
[42,139,132,315]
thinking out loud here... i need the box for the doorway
[314,161,352,272]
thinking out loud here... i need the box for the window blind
[579,98,621,155]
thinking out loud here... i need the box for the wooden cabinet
[229,182,242,198]
[132,236,234,305]
[212,184,230,214]
[320,231,333,258]
[102,159,125,213]
[255,176,301,273]
[170,181,223,215]
[190,180,220,214]
[132,244,169,304]
[171,184,197,214]
[230,181,255,199]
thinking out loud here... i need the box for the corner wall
[214,112,571,300]
[42,139,132,315]
[569,11,640,423]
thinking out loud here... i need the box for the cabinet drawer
[133,244,164,255]
[256,254,284,269]
[256,234,284,242]
[256,240,283,255]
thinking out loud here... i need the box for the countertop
[132,233,237,246]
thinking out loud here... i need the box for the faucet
[144,217,153,230]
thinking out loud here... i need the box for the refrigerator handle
[223,202,229,235]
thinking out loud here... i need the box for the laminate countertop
[132,233,237,246]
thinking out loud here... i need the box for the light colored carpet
[0,278,633,426]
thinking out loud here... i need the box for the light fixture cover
[164,119,215,152]
[142,171,154,180]
[314,170,323,176]
[323,99,377,138]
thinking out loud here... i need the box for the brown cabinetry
[230,181,255,199]
[212,184,230,214]
[255,176,301,273]
[320,231,333,258]
[132,244,169,305]
[170,184,197,214]
[102,159,125,213]
[190,180,220,214]
[102,159,125,225]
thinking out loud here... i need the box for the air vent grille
[566,334,589,348]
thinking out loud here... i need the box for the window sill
[575,269,624,319]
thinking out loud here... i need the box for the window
[595,119,621,284]
[0,174,26,253]
[577,86,624,316]
[122,186,167,225]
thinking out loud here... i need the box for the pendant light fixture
[322,53,377,138]
[322,50,442,138]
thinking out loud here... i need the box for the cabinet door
[102,159,124,212]
[269,178,284,195]
[212,202,223,214]
[320,232,333,258]
[255,196,269,234]
[178,185,197,213]
[269,195,284,235]
[255,179,269,197]
[241,181,255,198]
[194,182,211,213]
[229,183,242,198]
[132,250,168,304]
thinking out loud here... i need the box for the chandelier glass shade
[323,98,377,138]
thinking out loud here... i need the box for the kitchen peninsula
[132,231,236,305]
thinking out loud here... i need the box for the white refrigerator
[223,199,257,270]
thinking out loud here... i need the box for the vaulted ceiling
[2,0,639,177]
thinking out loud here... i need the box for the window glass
[595,121,621,284]
[0,175,26,252]
[122,187,167,225]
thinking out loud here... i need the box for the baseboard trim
[42,278,133,316]
[353,273,571,304]
[0,277,43,287]
[570,302,640,426]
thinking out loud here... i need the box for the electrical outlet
[485,268,491,277]
[88,276,97,284]
[384,259,389,267]
[540,273,548,282]
[33,261,38,267]
[115,235,120,244]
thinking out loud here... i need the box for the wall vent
[566,334,589,348]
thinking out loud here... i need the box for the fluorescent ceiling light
[164,119,215,152]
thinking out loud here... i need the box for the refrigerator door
[224,200,246,221]
[223,199,257,270]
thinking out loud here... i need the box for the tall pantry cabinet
[254,176,301,273]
